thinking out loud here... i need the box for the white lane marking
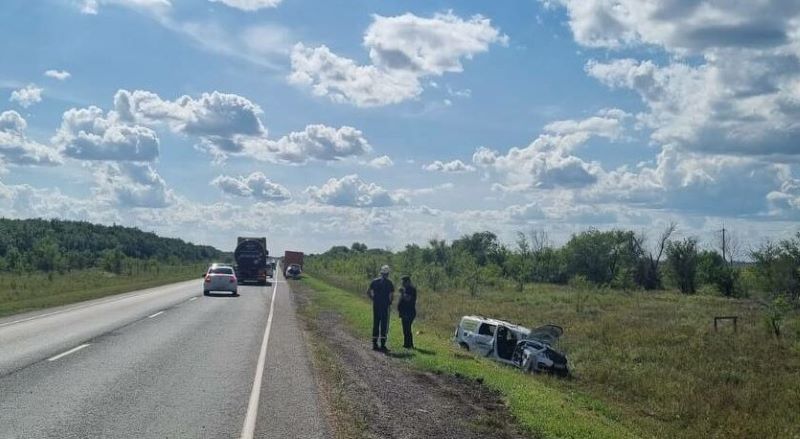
[188,297,198,302]
[147,311,164,319]
[240,279,278,439]
[47,343,90,362]
[0,281,193,328]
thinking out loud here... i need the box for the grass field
[0,264,207,318]
[302,273,800,439]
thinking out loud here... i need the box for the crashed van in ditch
[454,315,569,376]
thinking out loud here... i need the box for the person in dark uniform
[398,275,417,349]
[367,265,394,351]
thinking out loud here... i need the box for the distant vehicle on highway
[234,237,271,285]
[284,251,304,278]
[454,315,568,376]
[285,264,302,279]
[203,265,238,296]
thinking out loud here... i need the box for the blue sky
[1,0,799,254]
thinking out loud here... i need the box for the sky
[1,0,799,254]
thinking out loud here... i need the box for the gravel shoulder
[291,279,530,439]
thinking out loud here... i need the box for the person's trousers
[401,314,415,348]
[372,305,389,347]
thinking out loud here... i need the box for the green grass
[0,264,207,318]
[300,275,639,439]
[303,273,800,439]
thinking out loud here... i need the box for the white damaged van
[454,315,569,376]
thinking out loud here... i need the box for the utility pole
[721,224,727,264]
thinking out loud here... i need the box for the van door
[474,323,496,356]
[495,325,518,363]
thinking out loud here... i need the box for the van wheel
[203,290,209,296]
[459,342,470,351]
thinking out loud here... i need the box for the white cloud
[53,105,159,162]
[505,202,546,222]
[0,180,118,224]
[9,84,43,108]
[472,122,619,190]
[289,44,421,108]
[93,162,174,208]
[543,1,800,157]
[543,110,629,139]
[447,86,472,98]
[244,124,371,164]
[548,0,798,53]
[583,146,796,217]
[768,177,800,217]
[114,89,266,159]
[423,159,475,173]
[79,0,171,15]
[211,172,291,201]
[209,0,281,11]
[44,70,71,81]
[166,20,291,67]
[0,111,62,166]
[305,174,405,207]
[586,57,800,156]
[290,11,506,107]
[364,12,508,75]
[393,182,454,199]
[66,89,374,164]
[366,155,394,168]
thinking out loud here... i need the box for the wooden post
[714,316,738,333]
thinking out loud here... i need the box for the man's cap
[380,265,390,274]
[401,275,411,281]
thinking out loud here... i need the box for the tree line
[0,218,222,274]
[307,226,800,302]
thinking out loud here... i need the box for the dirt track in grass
[292,280,531,439]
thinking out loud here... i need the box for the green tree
[350,242,368,252]
[31,236,62,272]
[666,238,699,294]
[697,250,740,297]
[751,234,800,300]
[563,229,641,286]
[451,231,499,266]
[101,248,125,274]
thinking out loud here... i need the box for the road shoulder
[291,278,529,439]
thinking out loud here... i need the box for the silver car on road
[203,265,239,296]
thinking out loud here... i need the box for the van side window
[478,323,496,336]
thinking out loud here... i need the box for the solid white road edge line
[240,280,278,439]
[147,311,164,319]
[47,343,90,362]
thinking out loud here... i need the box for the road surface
[0,270,328,438]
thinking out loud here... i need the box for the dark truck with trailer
[284,251,304,279]
[234,237,272,285]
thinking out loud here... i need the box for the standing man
[367,265,394,352]
[398,275,417,349]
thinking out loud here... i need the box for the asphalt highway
[0,270,328,438]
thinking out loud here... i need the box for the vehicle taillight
[205,275,211,282]
[230,277,236,283]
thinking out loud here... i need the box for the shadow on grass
[413,347,436,356]
[386,347,437,359]
[386,351,415,359]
